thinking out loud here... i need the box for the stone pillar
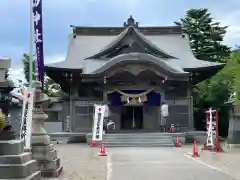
[31,81,63,177]
[227,105,240,147]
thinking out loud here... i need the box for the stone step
[0,140,24,156]
[103,142,174,147]
[0,152,32,164]
[104,139,173,142]
[103,136,172,140]
[0,160,38,179]
[88,135,174,140]
[87,132,183,147]
[36,157,61,171]
[32,149,58,161]
[32,144,54,153]
[88,139,173,144]
[87,132,184,137]
[0,171,41,180]
[41,166,63,178]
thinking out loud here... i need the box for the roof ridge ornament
[123,15,139,28]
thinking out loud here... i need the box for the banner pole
[29,0,33,87]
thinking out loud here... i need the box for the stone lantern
[0,58,41,180]
[31,81,63,178]
[0,58,15,140]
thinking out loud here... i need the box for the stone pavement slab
[107,147,238,180]
[42,144,107,180]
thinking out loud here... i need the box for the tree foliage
[22,53,37,83]
[175,8,230,62]
[21,53,65,97]
[0,111,5,130]
[176,8,231,136]
[226,50,240,103]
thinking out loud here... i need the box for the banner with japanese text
[20,88,35,150]
[32,0,44,86]
[92,105,106,142]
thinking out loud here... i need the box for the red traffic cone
[98,142,107,156]
[91,140,97,147]
[192,140,199,157]
[175,136,181,147]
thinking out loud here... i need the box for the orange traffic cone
[175,136,181,147]
[192,140,199,157]
[91,140,97,147]
[98,142,107,156]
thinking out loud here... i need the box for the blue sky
[0,0,239,81]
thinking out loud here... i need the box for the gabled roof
[85,26,176,60]
[45,16,224,83]
[90,52,188,78]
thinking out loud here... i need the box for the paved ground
[181,144,240,179]
[43,144,240,180]
[107,147,239,180]
[43,144,107,180]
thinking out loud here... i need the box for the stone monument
[31,81,63,177]
[0,58,41,180]
[225,93,240,148]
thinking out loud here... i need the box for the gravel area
[43,144,107,180]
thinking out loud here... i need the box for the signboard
[20,88,35,150]
[92,104,106,142]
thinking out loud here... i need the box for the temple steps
[88,133,176,147]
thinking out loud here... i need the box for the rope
[114,88,154,98]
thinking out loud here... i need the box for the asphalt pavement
[106,147,238,180]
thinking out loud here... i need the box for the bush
[0,112,5,130]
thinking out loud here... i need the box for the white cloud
[217,10,240,47]
[208,0,240,47]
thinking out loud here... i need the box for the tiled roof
[45,25,223,73]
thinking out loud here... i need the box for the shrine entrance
[121,106,143,130]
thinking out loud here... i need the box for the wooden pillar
[70,85,78,132]
[187,84,194,130]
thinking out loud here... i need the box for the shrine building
[44,16,224,133]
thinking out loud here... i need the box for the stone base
[0,129,15,140]
[225,143,240,148]
[42,166,63,178]
[0,171,41,180]
[32,143,63,178]
[0,140,41,180]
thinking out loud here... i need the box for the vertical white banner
[20,88,35,150]
[92,104,106,142]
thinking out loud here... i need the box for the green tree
[176,8,231,136]
[175,8,230,62]
[22,53,37,84]
[229,50,240,103]
[21,53,64,97]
